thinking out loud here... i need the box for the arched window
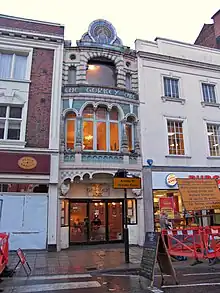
[86,59,116,87]
[126,117,135,152]
[83,106,119,151]
[66,112,76,149]
[126,73,132,90]
[68,66,76,84]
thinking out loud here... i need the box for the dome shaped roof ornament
[77,19,123,49]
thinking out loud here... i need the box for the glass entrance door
[69,200,123,244]
[89,202,106,242]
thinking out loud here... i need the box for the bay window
[83,106,120,151]
[0,105,22,140]
[0,52,27,80]
[66,112,76,149]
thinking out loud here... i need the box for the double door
[69,199,123,244]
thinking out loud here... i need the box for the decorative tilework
[82,153,123,163]
[64,153,75,162]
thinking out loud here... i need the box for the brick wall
[194,24,216,48]
[26,48,54,148]
[0,16,64,36]
[213,11,220,40]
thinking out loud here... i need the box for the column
[48,183,59,251]
[75,116,82,152]
[142,167,154,233]
[121,119,128,153]
[60,115,65,152]
[134,121,140,154]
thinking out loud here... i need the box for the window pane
[167,120,185,155]
[68,66,76,84]
[126,124,133,151]
[0,120,5,139]
[66,119,75,149]
[9,107,22,118]
[207,124,220,156]
[110,122,119,151]
[109,108,118,121]
[0,106,7,117]
[83,121,93,150]
[96,107,107,120]
[97,122,106,150]
[202,83,216,103]
[87,63,116,87]
[13,55,27,80]
[127,199,137,224]
[126,73,131,90]
[83,106,94,118]
[0,54,12,79]
[7,121,21,140]
[164,77,179,98]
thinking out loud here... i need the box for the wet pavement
[2,271,220,293]
[7,245,141,276]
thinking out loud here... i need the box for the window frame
[165,116,189,157]
[127,199,138,225]
[126,121,135,152]
[125,73,132,90]
[82,107,121,152]
[0,105,23,141]
[0,51,29,81]
[65,112,77,150]
[163,76,180,98]
[206,121,220,157]
[201,82,217,104]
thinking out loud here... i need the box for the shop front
[0,152,50,250]
[152,171,220,231]
[59,173,141,248]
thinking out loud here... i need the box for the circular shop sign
[165,173,177,187]
[18,156,37,170]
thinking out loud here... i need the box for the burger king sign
[165,173,177,187]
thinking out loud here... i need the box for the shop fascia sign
[165,173,220,187]
[62,85,138,100]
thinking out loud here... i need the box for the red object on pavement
[0,233,9,274]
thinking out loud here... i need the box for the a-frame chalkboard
[139,232,178,287]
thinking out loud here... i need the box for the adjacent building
[59,20,144,248]
[136,37,220,232]
[0,15,64,250]
[195,9,220,49]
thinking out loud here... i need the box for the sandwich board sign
[139,232,178,288]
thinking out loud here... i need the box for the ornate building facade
[59,20,144,248]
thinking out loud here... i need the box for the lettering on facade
[18,157,37,170]
[63,86,137,100]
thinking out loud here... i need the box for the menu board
[177,178,220,211]
[139,232,159,282]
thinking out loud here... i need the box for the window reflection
[66,113,76,149]
[82,106,119,152]
[87,61,116,87]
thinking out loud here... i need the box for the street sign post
[113,170,141,264]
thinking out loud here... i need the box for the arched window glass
[68,66,76,84]
[126,73,132,90]
[66,112,76,149]
[126,116,134,152]
[82,106,120,151]
[86,60,116,87]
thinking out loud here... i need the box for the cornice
[0,27,64,44]
[138,51,220,72]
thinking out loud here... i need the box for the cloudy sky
[1,0,219,48]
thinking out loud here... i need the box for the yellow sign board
[18,156,37,170]
[113,178,141,189]
[177,178,220,211]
